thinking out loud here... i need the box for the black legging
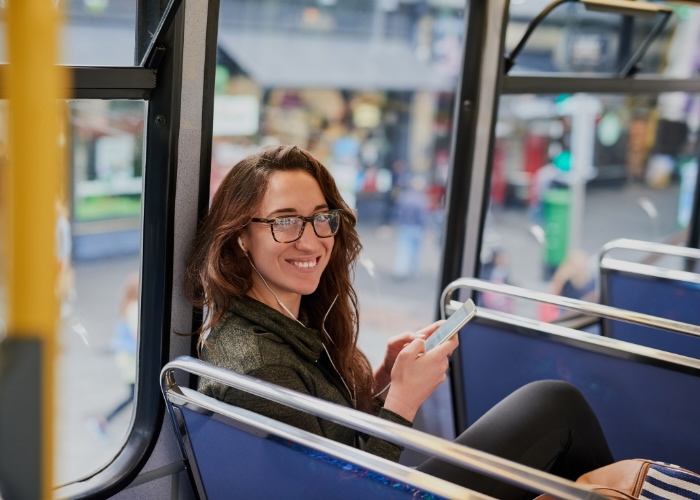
[417,380,614,499]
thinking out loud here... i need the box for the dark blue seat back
[172,402,463,500]
[601,268,700,359]
[456,313,700,472]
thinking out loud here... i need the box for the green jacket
[198,295,411,462]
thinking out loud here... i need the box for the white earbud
[237,236,247,254]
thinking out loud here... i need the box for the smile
[290,258,319,269]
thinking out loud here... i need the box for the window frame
[52,0,218,496]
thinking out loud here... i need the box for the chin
[297,285,321,296]
[293,279,322,297]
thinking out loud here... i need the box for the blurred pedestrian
[90,272,139,435]
[381,159,409,228]
[539,250,595,322]
[549,250,595,301]
[56,200,75,317]
[479,247,515,313]
[392,175,429,280]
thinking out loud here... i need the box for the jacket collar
[228,295,324,363]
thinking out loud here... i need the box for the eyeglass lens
[272,212,339,242]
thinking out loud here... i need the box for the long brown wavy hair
[185,145,376,412]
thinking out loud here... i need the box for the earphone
[237,236,246,254]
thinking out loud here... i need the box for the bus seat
[161,357,600,500]
[169,388,476,499]
[455,308,700,473]
[600,256,700,359]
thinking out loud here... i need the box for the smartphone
[424,299,476,352]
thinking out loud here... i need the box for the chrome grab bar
[441,277,700,337]
[599,238,700,263]
[161,356,604,500]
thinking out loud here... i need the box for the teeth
[292,260,317,269]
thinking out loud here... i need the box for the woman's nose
[295,221,319,249]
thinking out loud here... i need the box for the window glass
[62,0,137,66]
[507,0,680,75]
[0,1,137,65]
[481,91,699,320]
[211,0,465,443]
[57,100,144,485]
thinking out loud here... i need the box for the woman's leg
[417,380,613,500]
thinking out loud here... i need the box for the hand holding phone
[423,299,476,352]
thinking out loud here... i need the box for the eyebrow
[266,204,328,218]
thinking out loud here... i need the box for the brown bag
[536,459,700,499]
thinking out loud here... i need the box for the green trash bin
[543,188,570,269]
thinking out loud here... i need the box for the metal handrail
[599,238,700,263]
[600,258,700,286]
[161,357,604,500]
[441,277,700,337]
[167,386,487,500]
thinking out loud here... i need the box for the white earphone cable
[246,254,305,327]
[244,251,357,407]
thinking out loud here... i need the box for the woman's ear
[237,236,247,254]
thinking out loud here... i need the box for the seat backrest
[167,386,485,500]
[163,358,602,500]
[455,309,700,473]
[600,259,700,358]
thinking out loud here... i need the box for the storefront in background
[210,30,452,222]
[70,101,145,260]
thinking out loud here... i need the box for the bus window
[469,2,700,321]
[482,90,699,320]
[209,1,465,441]
[56,99,144,485]
[0,2,139,66]
[62,0,137,66]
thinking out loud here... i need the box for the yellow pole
[4,0,67,497]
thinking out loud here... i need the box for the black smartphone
[424,299,476,352]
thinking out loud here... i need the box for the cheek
[246,231,276,265]
[322,238,335,266]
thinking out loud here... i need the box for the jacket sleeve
[364,407,413,462]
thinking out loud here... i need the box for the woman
[185,145,612,499]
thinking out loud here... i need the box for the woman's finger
[391,331,421,344]
[416,320,445,339]
[398,338,426,359]
[431,333,459,357]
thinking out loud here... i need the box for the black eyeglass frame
[250,209,343,243]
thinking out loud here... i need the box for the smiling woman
[182,145,616,500]
[184,145,377,412]
[184,143,451,433]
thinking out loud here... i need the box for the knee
[517,380,587,411]
[533,379,582,398]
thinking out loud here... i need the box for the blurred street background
[58,179,681,482]
[8,0,694,487]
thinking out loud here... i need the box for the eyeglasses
[250,209,343,243]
